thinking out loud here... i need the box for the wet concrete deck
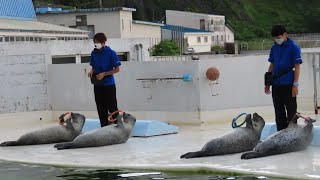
[0,108,320,179]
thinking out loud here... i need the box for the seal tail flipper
[180,151,205,159]
[241,151,263,159]
[0,141,19,146]
[54,142,74,150]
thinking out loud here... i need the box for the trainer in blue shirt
[264,25,302,131]
[88,33,121,127]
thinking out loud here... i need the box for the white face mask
[94,43,102,49]
[274,38,284,45]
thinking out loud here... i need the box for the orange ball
[206,67,220,81]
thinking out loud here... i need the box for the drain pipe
[135,44,140,61]
[139,44,143,61]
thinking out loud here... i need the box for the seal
[0,112,85,146]
[241,114,315,159]
[180,113,265,159]
[54,112,136,150]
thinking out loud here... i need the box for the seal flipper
[0,141,19,146]
[54,142,74,150]
[180,151,206,159]
[241,151,263,159]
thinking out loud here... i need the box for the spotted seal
[54,112,136,150]
[0,112,85,146]
[241,113,315,159]
[180,113,265,159]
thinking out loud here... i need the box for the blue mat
[82,119,179,137]
[261,122,320,147]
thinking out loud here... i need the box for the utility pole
[99,0,102,9]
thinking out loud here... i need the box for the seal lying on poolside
[180,113,265,159]
[0,112,85,146]
[54,112,136,150]
[241,113,315,159]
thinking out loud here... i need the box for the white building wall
[225,26,235,43]
[132,23,162,47]
[166,10,230,46]
[185,33,213,52]
[211,31,226,46]
[119,11,133,39]
[37,11,122,38]
[166,10,225,32]
[45,50,319,117]
[161,28,172,40]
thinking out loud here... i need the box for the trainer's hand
[96,72,107,80]
[88,69,94,78]
[292,86,298,97]
[264,86,271,95]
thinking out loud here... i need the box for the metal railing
[312,52,320,114]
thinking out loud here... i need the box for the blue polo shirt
[268,38,302,86]
[90,46,121,86]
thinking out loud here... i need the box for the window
[211,19,214,25]
[211,36,214,41]
[76,15,87,26]
[81,56,91,63]
[221,35,224,41]
[21,37,25,41]
[197,36,201,43]
[204,36,208,43]
[52,57,76,64]
[117,52,129,61]
[26,37,30,41]
[129,20,132,31]
[30,37,34,41]
[0,37,3,42]
[122,19,124,31]
[10,37,15,42]
[5,37,9,42]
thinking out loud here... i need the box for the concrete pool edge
[0,157,301,179]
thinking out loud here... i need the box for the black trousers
[94,85,118,127]
[272,85,297,131]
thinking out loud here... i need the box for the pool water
[0,161,286,180]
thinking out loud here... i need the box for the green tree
[150,40,181,56]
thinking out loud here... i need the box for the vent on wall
[76,15,87,26]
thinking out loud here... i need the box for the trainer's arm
[294,64,300,83]
[268,63,274,73]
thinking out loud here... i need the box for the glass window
[52,57,76,64]
[81,56,91,63]
[204,36,208,43]
[197,36,201,43]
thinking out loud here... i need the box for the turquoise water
[0,161,284,180]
